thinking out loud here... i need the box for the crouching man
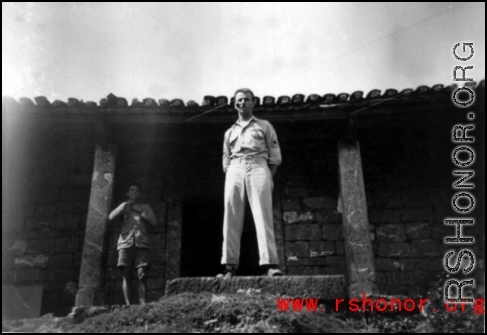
[109,182,156,305]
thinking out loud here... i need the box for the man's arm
[140,205,157,226]
[265,122,282,175]
[268,164,278,176]
[222,130,231,173]
[108,202,130,221]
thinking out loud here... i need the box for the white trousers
[221,157,279,266]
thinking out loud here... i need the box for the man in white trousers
[218,88,283,278]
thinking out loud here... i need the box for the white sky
[2,2,485,103]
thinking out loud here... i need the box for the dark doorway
[181,196,260,277]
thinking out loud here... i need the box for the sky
[2,2,485,103]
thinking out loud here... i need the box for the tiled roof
[2,81,484,114]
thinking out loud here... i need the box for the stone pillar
[273,192,287,273]
[75,144,116,306]
[337,138,378,297]
[165,199,182,280]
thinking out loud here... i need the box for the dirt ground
[2,290,484,333]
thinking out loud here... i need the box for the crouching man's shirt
[109,203,156,250]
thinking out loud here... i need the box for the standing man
[219,88,283,278]
[109,182,157,305]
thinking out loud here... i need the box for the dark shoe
[217,265,237,279]
[267,268,283,277]
[261,265,283,277]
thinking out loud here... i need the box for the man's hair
[127,181,142,191]
[234,88,254,100]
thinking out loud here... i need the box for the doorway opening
[181,196,260,277]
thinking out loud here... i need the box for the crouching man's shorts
[117,245,149,269]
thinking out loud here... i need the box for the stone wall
[103,123,226,304]
[359,120,484,297]
[3,109,484,316]
[275,125,344,277]
[2,121,94,316]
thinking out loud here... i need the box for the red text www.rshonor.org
[276,298,321,312]
[277,294,486,314]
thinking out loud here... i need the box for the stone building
[2,81,485,317]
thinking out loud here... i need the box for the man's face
[235,91,253,117]
[127,185,140,201]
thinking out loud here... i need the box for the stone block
[24,218,51,232]
[405,222,431,239]
[281,199,301,212]
[400,208,434,223]
[431,224,451,239]
[369,209,400,224]
[376,271,387,286]
[60,187,91,201]
[149,248,165,265]
[335,242,345,256]
[316,209,341,223]
[47,228,83,239]
[146,265,165,278]
[321,223,342,241]
[401,188,438,207]
[9,240,27,256]
[286,267,314,275]
[69,174,92,186]
[14,269,46,283]
[325,256,346,268]
[285,241,309,258]
[376,224,406,241]
[374,258,402,272]
[401,258,442,272]
[14,254,49,269]
[49,270,78,283]
[377,242,411,258]
[286,257,326,267]
[165,275,346,300]
[57,202,87,215]
[25,240,50,255]
[309,241,335,257]
[53,215,81,230]
[285,224,321,241]
[49,254,74,269]
[387,285,409,296]
[50,237,79,254]
[285,187,309,198]
[410,239,441,257]
[14,231,48,239]
[303,197,337,210]
[147,276,166,291]
[282,211,315,224]
[312,267,345,275]
[374,190,403,208]
[408,285,428,297]
[386,272,416,285]
[414,271,436,288]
